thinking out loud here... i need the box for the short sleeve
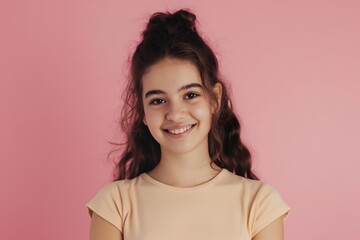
[85,182,124,233]
[251,183,291,238]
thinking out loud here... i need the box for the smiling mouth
[164,124,197,135]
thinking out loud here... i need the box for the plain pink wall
[1,0,359,239]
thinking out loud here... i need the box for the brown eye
[185,92,199,99]
[150,99,165,105]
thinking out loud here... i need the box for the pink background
[1,0,359,239]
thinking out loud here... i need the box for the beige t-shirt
[86,168,290,240]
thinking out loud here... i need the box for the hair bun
[144,9,197,38]
[173,9,196,31]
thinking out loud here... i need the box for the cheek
[144,108,163,126]
[191,103,212,123]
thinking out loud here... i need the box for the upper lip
[163,124,196,131]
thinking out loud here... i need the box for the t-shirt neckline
[140,168,228,192]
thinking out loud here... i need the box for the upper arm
[252,214,285,240]
[89,212,123,240]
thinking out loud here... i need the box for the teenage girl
[86,8,290,240]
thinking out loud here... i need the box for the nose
[165,101,186,122]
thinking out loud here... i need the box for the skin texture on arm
[252,215,286,240]
[89,213,123,240]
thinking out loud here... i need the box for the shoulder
[95,176,141,196]
[239,177,283,201]
[86,180,127,213]
[86,175,142,212]
[231,177,291,238]
[86,176,142,232]
[225,171,290,214]
[225,170,270,196]
[236,175,288,209]
[92,180,126,196]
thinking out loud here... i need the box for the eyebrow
[144,83,203,98]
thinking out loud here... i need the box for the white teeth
[168,125,193,135]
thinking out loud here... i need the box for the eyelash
[149,92,200,105]
[185,92,199,99]
[149,99,165,105]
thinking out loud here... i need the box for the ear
[212,83,222,113]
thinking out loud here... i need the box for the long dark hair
[109,8,258,181]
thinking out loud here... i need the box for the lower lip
[164,125,195,138]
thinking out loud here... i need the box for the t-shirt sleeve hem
[252,205,291,238]
[86,202,123,233]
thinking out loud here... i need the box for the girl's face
[141,57,221,156]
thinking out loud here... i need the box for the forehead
[142,58,202,92]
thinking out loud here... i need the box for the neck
[147,146,222,187]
